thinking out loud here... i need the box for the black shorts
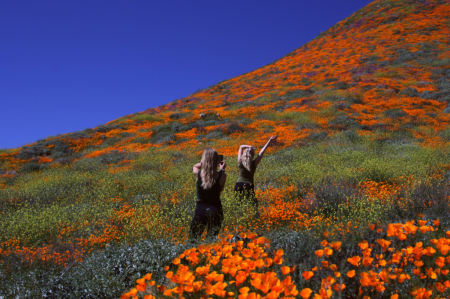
[189,202,223,241]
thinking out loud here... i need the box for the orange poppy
[315,250,324,258]
[281,266,291,275]
[299,288,312,299]
[330,242,342,250]
[302,271,314,280]
[435,257,446,268]
[358,241,369,250]
[347,256,361,267]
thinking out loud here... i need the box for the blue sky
[1,0,373,149]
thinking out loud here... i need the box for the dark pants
[234,182,259,217]
[189,202,223,241]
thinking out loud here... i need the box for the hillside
[2,0,450,298]
[1,0,450,169]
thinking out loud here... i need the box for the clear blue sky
[1,0,373,149]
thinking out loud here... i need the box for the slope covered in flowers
[1,0,450,297]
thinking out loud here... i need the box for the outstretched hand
[269,136,278,142]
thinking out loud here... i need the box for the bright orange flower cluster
[304,219,450,299]
[122,232,298,299]
[122,218,450,299]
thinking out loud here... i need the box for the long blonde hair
[201,148,218,190]
[241,147,254,171]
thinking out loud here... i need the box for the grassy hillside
[1,0,450,297]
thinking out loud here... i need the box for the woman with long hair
[235,136,277,216]
[190,148,227,241]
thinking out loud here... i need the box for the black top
[196,171,223,208]
[237,160,256,185]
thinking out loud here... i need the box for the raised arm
[254,136,277,167]
[237,145,252,163]
[193,161,202,178]
[219,160,227,192]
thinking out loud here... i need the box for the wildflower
[333,283,345,291]
[426,268,437,279]
[303,271,314,280]
[435,257,445,268]
[143,273,152,280]
[347,270,355,278]
[411,288,432,299]
[347,256,361,266]
[435,282,446,293]
[358,241,369,250]
[284,283,299,296]
[376,239,391,252]
[315,250,324,257]
[300,288,312,299]
[281,266,291,275]
[398,273,410,283]
[330,241,341,250]
[314,287,332,299]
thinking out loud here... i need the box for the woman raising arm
[234,136,277,216]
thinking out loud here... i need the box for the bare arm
[237,145,252,163]
[254,136,277,167]
[219,173,227,192]
[218,160,227,192]
[193,162,202,179]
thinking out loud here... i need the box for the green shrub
[431,57,450,67]
[203,130,226,141]
[386,176,450,221]
[129,114,162,123]
[152,123,173,133]
[399,87,420,97]
[328,115,360,129]
[169,112,191,120]
[0,238,188,298]
[174,138,189,145]
[439,128,450,141]
[384,108,408,119]
[263,229,320,266]
[333,81,351,90]
[335,130,362,143]
[120,132,135,138]
[226,122,245,134]
[393,48,417,64]
[100,137,121,148]
[95,124,126,133]
[155,134,176,144]
[308,179,360,217]
[20,162,41,173]
[16,145,45,160]
[306,131,329,143]
[132,137,150,144]
[282,89,313,100]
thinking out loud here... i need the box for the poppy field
[1,0,450,297]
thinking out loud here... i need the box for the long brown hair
[201,148,218,189]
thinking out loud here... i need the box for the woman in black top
[235,136,277,216]
[189,148,227,241]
